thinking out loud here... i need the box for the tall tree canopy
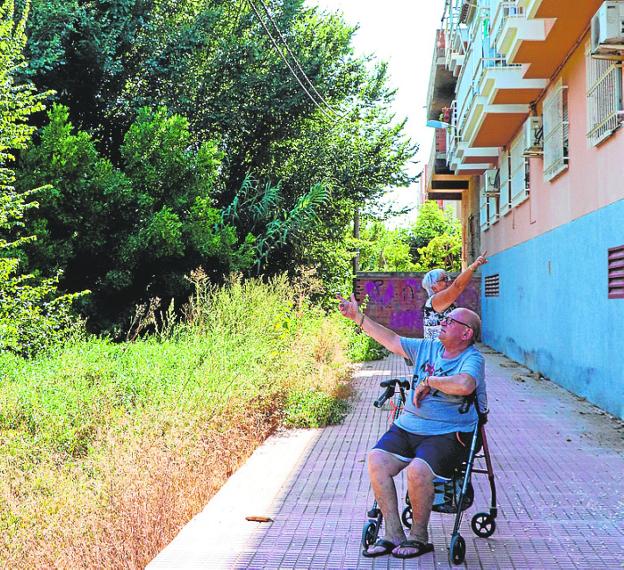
[16,0,417,328]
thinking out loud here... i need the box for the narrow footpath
[149,347,624,569]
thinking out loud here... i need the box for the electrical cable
[247,0,336,122]
[255,0,344,119]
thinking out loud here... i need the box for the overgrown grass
[0,274,354,568]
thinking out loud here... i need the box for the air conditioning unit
[483,169,500,197]
[523,116,543,156]
[591,1,624,55]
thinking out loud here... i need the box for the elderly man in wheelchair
[337,294,487,560]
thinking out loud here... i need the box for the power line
[246,0,337,122]
[255,0,344,119]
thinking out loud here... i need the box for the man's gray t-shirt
[394,338,486,436]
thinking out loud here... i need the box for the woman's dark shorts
[373,424,472,480]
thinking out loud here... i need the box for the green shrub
[348,331,389,362]
[0,264,85,357]
[283,388,350,428]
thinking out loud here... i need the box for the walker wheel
[449,533,466,565]
[361,521,379,549]
[401,506,412,529]
[471,512,496,538]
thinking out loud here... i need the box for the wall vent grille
[608,245,624,299]
[484,274,500,298]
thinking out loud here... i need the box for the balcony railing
[491,0,524,46]
[444,0,469,69]
[447,100,460,161]
[446,100,460,166]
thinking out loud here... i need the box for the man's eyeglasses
[441,316,473,331]
[439,275,452,283]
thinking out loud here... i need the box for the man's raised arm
[336,293,408,359]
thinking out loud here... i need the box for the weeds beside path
[0,275,354,569]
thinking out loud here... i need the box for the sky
[307,0,446,225]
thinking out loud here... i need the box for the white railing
[488,194,499,224]
[454,35,519,145]
[444,0,468,67]
[446,99,460,166]
[586,46,622,147]
[491,1,524,47]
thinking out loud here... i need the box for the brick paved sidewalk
[149,347,624,569]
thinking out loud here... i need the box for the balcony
[479,61,547,105]
[492,1,552,63]
[426,29,457,121]
[425,132,471,201]
[452,143,499,175]
[448,27,468,77]
[512,0,604,79]
[455,53,528,149]
[446,100,499,175]
[452,5,549,150]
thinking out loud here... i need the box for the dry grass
[5,403,280,569]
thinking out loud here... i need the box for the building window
[608,245,624,299]
[510,132,529,206]
[484,274,500,297]
[486,183,498,226]
[479,190,490,231]
[488,195,498,224]
[586,45,622,146]
[468,214,478,260]
[480,170,499,230]
[479,187,489,231]
[499,150,511,215]
[543,79,569,181]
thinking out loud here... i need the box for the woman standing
[422,253,488,340]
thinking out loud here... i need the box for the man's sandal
[362,538,397,558]
[391,539,434,559]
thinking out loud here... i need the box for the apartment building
[425,0,624,419]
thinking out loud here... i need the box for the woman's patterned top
[423,296,456,340]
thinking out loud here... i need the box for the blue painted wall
[481,198,624,420]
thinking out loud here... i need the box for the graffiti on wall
[354,272,481,338]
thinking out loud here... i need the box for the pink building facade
[425,0,624,419]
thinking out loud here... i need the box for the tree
[408,201,462,272]
[415,233,462,272]
[18,105,331,328]
[356,220,416,272]
[22,0,152,151]
[18,105,235,326]
[17,0,417,322]
[0,0,82,355]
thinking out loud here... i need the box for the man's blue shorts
[373,424,472,480]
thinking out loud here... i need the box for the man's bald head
[451,308,481,344]
[436,307,482,349]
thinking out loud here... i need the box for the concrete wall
[355,272,481,337]
[482,199,624,419]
